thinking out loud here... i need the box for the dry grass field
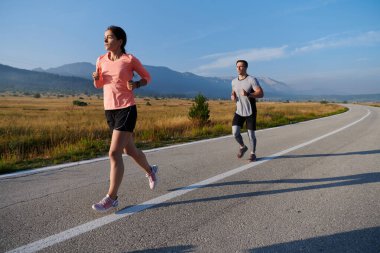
[361,102,380,108]
[0,95,348,174]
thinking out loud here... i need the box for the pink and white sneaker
[92,195,118,212]
[146,165,158,190]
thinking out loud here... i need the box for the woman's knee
[109,149,122,159]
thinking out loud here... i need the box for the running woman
[231,60,264,162]
[92,26,158,212]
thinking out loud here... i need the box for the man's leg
[232,113,248,158]
[246,114,257,161]
[247,129,257,154]
[232,125,244,147]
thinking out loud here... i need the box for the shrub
[188,93,210,126]
[73,100,88,106]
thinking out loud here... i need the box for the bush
[33,93,41,98]
[73,100,88,106]
[188,93,210,126]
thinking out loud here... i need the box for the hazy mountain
[0,64,97,94]
[32,67,45,72]
[2,63,379,101]
[289,93,380,102]
[37,62,295,98]
[35,62,95,79]
[292,87,351,96]
[257,77,296,94]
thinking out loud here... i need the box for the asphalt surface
[1,104,379,253]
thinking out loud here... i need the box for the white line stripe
[6,109,370,253]
[0,106,351,180]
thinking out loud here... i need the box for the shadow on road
[169,172,380,191]
[162,172,380,207]
[244,226,380,253]
[125,244,195,253]
[262,149,380,160]
[121,228,380,252]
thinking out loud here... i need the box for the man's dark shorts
[232,112,257,131]
[105,105,137,132]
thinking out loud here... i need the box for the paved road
[1,104,379,253]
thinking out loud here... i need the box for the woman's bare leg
[123,132,152,174]
[107,130,128,199]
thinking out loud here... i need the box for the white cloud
[293,31,380,54]
[195,46,288,72]
[193,30,380,76]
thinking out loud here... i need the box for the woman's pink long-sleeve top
[94,53,151,110]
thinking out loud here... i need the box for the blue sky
[0,0,379,94]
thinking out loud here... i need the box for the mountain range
[0,63,96,94]
[31,62,294,99]
[1,62,379,101]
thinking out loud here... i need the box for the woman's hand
[92,70,99,80]
[127,80,138,90]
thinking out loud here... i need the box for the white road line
[0,106,351,180]
[6,109,370,253]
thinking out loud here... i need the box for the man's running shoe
[237,146,248,158]
[92,195,118,212]
[146,165,158,190]
[249,153,257,162]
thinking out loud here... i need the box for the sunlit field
[0,95,348,174]
[362,102,380,108]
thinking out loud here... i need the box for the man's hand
[231,90,237,101]
[240,89,249,97]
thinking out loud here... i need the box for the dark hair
[236,60,248,68]
[107,26,127,54]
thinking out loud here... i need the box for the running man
[231,60,264,162]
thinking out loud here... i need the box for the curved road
[1,104,379,253]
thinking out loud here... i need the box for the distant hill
[290,93,380,102]
[219,76,296,95]
[33,62,95,79]
[2,63,379,101]
[34,62,295,99]
[0,64,97,94]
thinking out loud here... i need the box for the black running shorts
[232,112,257,131]
[105,105,137,132]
